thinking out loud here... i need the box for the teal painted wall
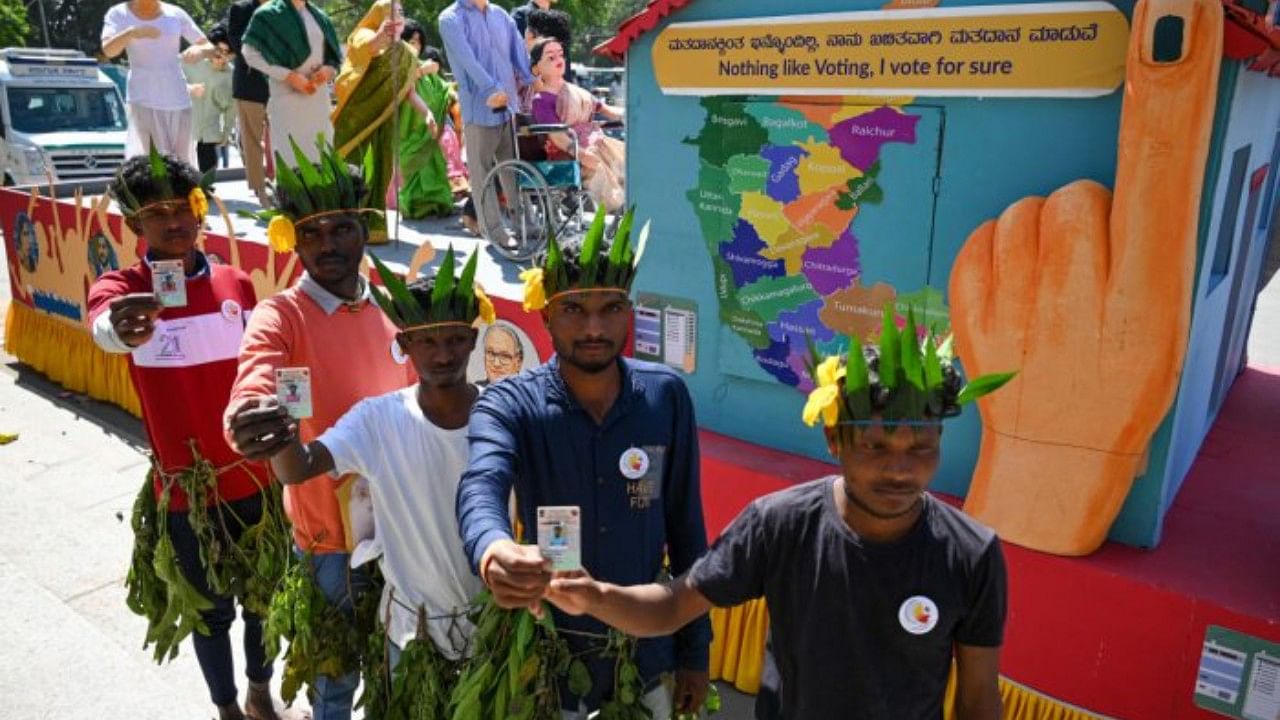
[1110,63,1280,546]
[624,0,1279,546]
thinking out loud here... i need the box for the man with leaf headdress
[89,149,292,720]
[457,208,713,718]
[224,140,416,719]
[545,307,1016,720]
[269,246,494,673]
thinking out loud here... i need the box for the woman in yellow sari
[332,1,436,244]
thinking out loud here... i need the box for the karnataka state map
[686,97,943,391]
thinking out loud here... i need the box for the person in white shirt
[101,0,215,160]
[268,249,495,667]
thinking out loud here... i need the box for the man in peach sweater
[224,143,414,720]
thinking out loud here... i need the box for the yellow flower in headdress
[268,215,296,253]
[520,268,546,311]
[474,285,497,325]
[188,188,209,219]
[802,356,846,427]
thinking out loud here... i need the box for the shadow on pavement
[1,360,148,451]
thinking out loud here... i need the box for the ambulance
[0,48,128,186]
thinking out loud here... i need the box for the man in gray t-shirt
[545,315,1013,719]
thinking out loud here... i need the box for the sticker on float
[1195,625,1280,720]
[634,293,698,375]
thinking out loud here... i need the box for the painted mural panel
[684,96,945,391]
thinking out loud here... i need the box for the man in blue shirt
[456,215,713,717]
[438,0,533,245]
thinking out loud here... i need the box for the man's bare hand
[544,570,605,616]
[227,397,296,461]
[674,669,711,715]
[484,540,551,613]
[108,293,162,348]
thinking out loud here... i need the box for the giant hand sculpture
[949,0,1223,555]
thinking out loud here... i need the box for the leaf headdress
[520,206,650,311]
[242,137,376,254]
[802,305,1017,428]
[111,142,212,222]
[369,246,496,330]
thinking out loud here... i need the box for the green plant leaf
[877,304,899,392]
[319,138,352,207]
[580,205,607,286]
[900,307,924,391]
[568,659,592,697]
[148,141,174,199]
[198,168,217,192]
[369,253,425,326]
[290,137,330,211]
[272,154,312,216]
[606,206,635,287]
[368,281,399,327]
[845,333,871,421]
[457,249,479,318]
[957,370,1018,405]
[923,335,943,388]
[431,246,457,320]
[116,180,143,215]
[801,332,821,381]
[545,230,564,296]
[627,219,652,287]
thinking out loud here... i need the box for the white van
[0,48,128,186]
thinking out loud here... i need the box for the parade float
[4,0,1280,717]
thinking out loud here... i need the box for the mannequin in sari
[331,1,436,243]
[527,38,625,212]
[395,24,459,219]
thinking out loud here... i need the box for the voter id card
[275,367,313,419]
[152,260,187,308]
[537,506,581,572]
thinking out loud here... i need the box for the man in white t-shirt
[101,0,214,160]
[268,249,495,667]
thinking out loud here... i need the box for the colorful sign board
[652,2,1129,97]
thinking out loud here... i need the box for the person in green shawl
[240,0,343,165]
[394,21,458,219]
[331,1,438,244]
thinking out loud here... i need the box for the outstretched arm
[270,436,335,485]
[546,571,715,639]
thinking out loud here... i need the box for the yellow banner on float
[652,2,1130,97]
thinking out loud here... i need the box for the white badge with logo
[898,595,939,635]
[619,446,650,480]
[390,337,408,365]
[221,299,243,323]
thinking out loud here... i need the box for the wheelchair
[475,112,623,262]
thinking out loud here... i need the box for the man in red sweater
[225,142,415,720]
[89,152,288,720]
